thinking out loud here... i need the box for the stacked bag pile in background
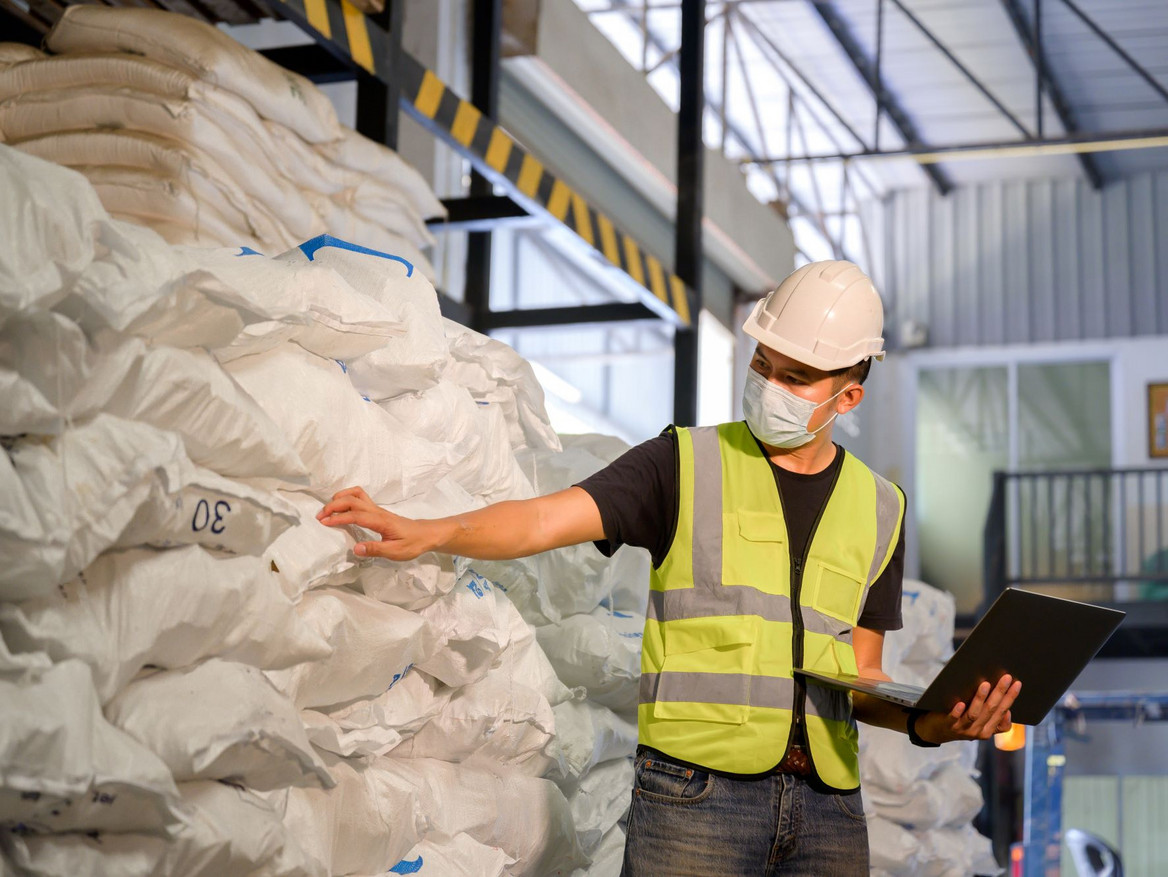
[861,580,1002,877]
[0,143,644,876]
[0,6,444,280]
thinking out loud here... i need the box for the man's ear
[837,383,864,414]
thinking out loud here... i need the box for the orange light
[995,724,1027,752]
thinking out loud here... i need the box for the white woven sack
[371,832,512,877]
[3,780,325,877]
[398,833,513,877]
[304,667,450,758]
[276,235,448,400]
[0,313,307,480]
[266,587,438,710]
[305,200,438,279]
[379,383,530,504]
[414,569,517,687]
[394,663,557,777]
[178,245,406,363]
[567,758,634,858]
[384,757,587,877]
[314,127,446,221]
[536,609,644,713]
[106,659,332,792]
[444,319,561,454]
[0,85,321,242]
[80,164,265,250]
[54,219,251,350]
[0,42,44,67]
[548,700,638,785]
[482,584,577,708]
[0,659,180,836]
[469,539,633,627]
[888,579,957,673]
[570,824,626,877]
[0,545,331,703]
[866,816,921,877]
[13,128,296,248]
[914,823,1000,877]
[858,724,970,792]
[0,51,195,102]
[224,342,454,503]
[864,760,984,830]
[264,490,366,600]
[0,414,297,601]
[0,145,102,318]
[45,6,343,145]
[354,478,481,610]
[267,751,428,877]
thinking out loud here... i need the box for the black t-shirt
[576,428,904,631]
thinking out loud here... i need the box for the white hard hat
[742,260,885,371]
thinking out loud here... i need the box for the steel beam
[1058,0,1168,106]
[741,125,1168,164]
[808,1,952,194]
[258,45,356,83]
[264,0,693,327]
[886,0,1031,140]
[479,302,661,329]
[355,1,404,151]
[426,195,537,233]
[999,0,1103,187]
[465,0,503,332]
[673,0,704,427]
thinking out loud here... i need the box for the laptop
[794,588,1126,725]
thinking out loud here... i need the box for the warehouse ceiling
[574,0,1168,263]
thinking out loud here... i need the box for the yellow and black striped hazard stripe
[268,0,693,327]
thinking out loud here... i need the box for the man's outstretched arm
[316,485,606,562]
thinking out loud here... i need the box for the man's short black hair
[828,357,872,387]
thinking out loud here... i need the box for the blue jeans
[620,748,870,876]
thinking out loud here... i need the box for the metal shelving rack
[1,0,709,423]
[1019,693,1168,877]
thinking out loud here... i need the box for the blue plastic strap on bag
[297,234,414,277]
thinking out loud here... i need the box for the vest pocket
[723,510,788,594]
[652,618,758,725]
[806,561,866,624]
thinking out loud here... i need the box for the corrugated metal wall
[862,173,1168,349]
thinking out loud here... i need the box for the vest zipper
[779,452,845,773]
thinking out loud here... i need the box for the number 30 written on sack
[192,499,231,534]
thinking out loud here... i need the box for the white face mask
[742,368,853,449]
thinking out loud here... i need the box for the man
[318,260,1021,876]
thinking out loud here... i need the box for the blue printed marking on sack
[386,663,414,692]
[465,572,492,599]
[388,857,423,874]
[618,631,643,639]
[297,234,414,277]
[613,610,633,618]
[335,360,348,374]
[235,246,264,256]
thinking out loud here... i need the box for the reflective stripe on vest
[638,422,905,785]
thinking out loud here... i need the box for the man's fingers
[318,510,386,532]
[354,540,414,561]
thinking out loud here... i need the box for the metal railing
[984,466,1168,609]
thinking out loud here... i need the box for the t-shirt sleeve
[857,488,906,632]
[574,432,677,567]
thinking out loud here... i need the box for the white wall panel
[871,174,1168,349]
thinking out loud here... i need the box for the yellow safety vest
[638,422,905,790]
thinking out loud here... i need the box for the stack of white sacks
[0,144,643,876]
[0,6,444,279]
[861,580,1002,877]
